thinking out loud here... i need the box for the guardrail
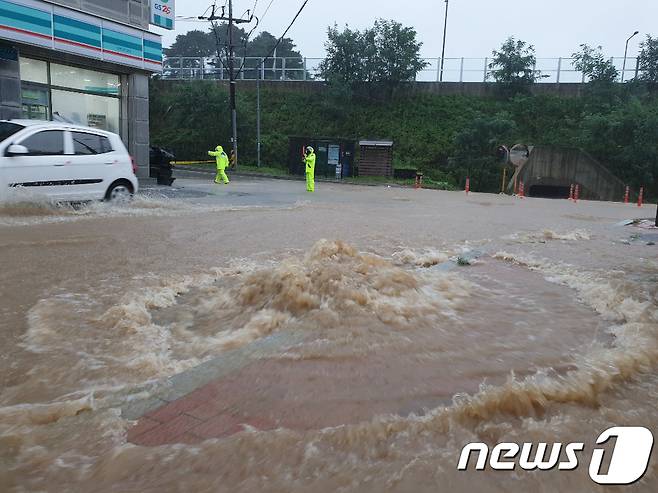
[158,56,642,83]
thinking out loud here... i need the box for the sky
[151,0,657,61]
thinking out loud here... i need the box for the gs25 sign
[151,0,175,29]
[154,2,172,15]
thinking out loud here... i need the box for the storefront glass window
[19,58,121,133]
[21,86,50,120]
[50,63,120,95]
[19,58,48,84]
[51,89,120,133]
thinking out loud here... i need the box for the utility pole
[439,0,449,82]
[257,58,262,167]
[201,2,254,168]
[227,0,236,166]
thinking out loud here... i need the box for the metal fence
[158,56,642,84]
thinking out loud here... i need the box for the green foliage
[165,30,217,57]
[489,37,543,96]
[370,20,428,84]
[319,19,427,90]
[150,81,231,160]
[507,94,584,144]
[638,35,658,83]
[572,44,619,83]
[150,81,658,199]
[572,98,658,192]
[242,31,304,80]
[163,26,304,79]
[450,113,518,192]
[319,25,366,85]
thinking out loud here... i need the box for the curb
[121,331,306,421]
[174,166,413,189]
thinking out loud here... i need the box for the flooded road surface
[1,177,657,492]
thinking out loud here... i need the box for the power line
[175,18,211,23]
[210,21,231,71]
[200,4,213,18]
[239,0,259,20]
[260,0,276,24]
[262,0,311,66]
[253,0,311,170]
[199,1,258,169]
[175,3,216,22]
[237,0,311,79]
[241,15,260,52]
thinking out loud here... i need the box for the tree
[572,44,619,83]
[246,32,302,59]
[371,20,427,84]
[573,99,658,194]
[489,37,543,95]
[244,31,305,80]
[450,113,518,192]
[319,20,427,88]
[164,26,306,80]
[319,24,368,85]
[164,30,216,57]
[638,35,658,83]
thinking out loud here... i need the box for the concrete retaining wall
[155,79,584,97]
[512,146,626,201]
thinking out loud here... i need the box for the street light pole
[622,30,639,82]
[439,0,449,82]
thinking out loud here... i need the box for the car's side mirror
[6,144,28,156]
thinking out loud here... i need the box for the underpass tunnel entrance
[528,184,572,199]
[511,146,626,202]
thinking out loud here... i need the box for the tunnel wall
[511,147,626,201]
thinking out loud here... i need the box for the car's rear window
[0,122,25,142]
[72,132,113,155]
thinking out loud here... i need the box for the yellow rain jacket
[209,145,230,184]
[304,147,316,192]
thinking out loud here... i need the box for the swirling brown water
[1,181,656,492]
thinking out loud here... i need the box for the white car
[0,120,139,202]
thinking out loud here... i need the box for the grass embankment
[177,163,289,177]
[153,80,658,197]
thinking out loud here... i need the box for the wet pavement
[141,170,319,208]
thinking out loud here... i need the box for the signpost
[151,0,175,30]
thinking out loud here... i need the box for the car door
[6,129,69,199]
[66,131,114,200]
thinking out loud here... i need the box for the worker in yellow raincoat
[208,145,230,184]
[304,146,316,192]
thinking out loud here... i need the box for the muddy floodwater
[0,177,656,492]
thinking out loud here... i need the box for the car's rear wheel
[105,181,133,203]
